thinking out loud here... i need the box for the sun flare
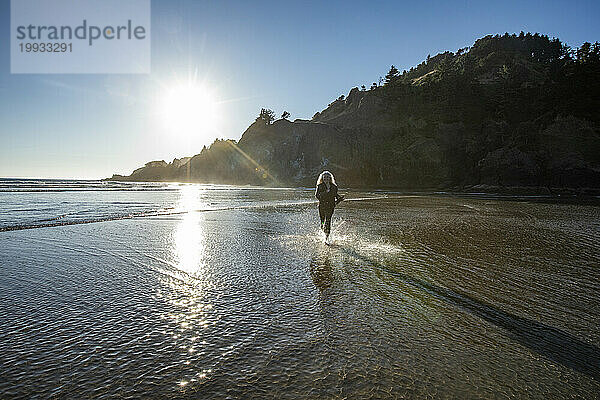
[160,82,220,141]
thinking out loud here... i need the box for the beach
[1,181,599,398]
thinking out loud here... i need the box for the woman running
[315,171,344,241]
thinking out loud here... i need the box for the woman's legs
[319,205,334,236]
[319,206,326,229]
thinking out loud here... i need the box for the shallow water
[1,182,599,398]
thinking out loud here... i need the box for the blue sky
[1,0,599,179]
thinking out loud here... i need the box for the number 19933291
[19,42,72,52]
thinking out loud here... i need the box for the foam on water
[0,180,387,231]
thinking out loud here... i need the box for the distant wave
[0,179,318,193]
[0,179,175,192]
[0,196,387,232]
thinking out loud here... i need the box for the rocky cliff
[107,33,600,191]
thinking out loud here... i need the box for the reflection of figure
[315,171,344,241]
[310,256,334,290]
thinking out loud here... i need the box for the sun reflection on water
[172,185,207,276]
[161,185,217,390]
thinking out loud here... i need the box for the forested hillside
[108,33,600,191]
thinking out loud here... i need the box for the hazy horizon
[1,0,599,180]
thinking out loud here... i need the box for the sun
[159,82,220,142]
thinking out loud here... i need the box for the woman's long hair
[316,170,336,186]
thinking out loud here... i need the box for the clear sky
[1,0,598,179]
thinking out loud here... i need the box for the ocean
[1,179,599,398]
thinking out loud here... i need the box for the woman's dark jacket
[315,183,342,210]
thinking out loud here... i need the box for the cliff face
[107,33,600,190]
[107,158,190,182]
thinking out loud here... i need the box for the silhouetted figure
[315,171,344,241]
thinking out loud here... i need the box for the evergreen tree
[384,65,399,85]
[257,108,275,124]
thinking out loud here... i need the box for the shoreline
[102,178,600,198]
[3,177,600,198]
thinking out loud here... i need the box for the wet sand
[1,190,599,398]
